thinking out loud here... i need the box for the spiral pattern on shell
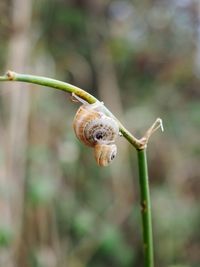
[94,144,117,166]
[73,105,119,147]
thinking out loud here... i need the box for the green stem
[0,70,155,267]
[137,149,154,267]
[0,71,141,149]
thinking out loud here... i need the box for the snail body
[72,94,119,166]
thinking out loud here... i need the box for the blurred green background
[0,0,199,267]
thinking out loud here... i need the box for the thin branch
[0,70,164,267]
[0,70,142,149]
[139,118,164,150]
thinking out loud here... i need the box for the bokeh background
[0,0,199,267]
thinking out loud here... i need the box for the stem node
[6,70,15,80]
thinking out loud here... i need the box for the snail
[72,93,119,166]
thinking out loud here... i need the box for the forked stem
[0,70,164,267]
[139,118,164,150]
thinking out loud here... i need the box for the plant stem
[0,70,156,267]
[137,149,154,267]
[0,71,141,149]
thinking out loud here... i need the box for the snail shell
[94,144,117,167]
[73,99,119,166]
[73,105,119,147]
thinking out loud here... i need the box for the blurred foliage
[0,0,200,267]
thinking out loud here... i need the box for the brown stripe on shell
[73,106,101,147]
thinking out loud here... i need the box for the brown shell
[73,106,102,147]
[73,105,119,147]
[94,144,117,167]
